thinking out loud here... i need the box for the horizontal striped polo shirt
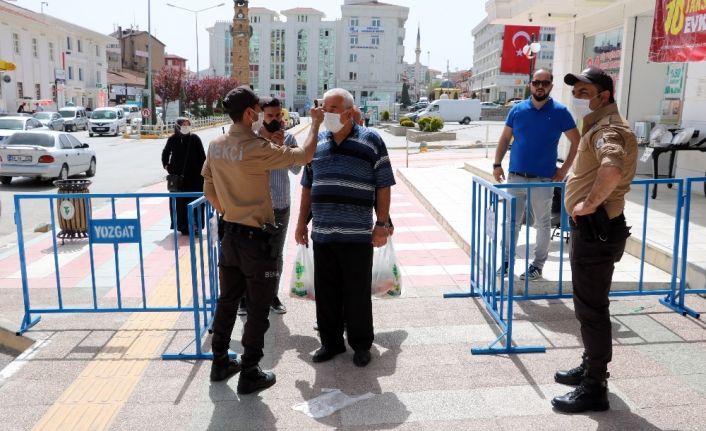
[301,123,395,243]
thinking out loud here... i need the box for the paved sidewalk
[0,129,704,430]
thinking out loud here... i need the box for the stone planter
[389,125,413,136]
[406,129,456,142]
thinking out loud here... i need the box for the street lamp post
[166,2,225,79]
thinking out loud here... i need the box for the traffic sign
[141,108,151,118]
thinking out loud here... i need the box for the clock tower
[231,0,251,85]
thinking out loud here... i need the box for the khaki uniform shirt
[202,123,307,228]
[565,104,637,219]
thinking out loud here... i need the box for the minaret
[414,24,421,99]
[231,0,250,85]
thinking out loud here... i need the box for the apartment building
[208,0,409,112]
[0,1,115,111]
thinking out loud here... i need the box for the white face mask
[179,125,191,135]
[250,111,264,132]
[323,112,345,133]
[571,96,593,119]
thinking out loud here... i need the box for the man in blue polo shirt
[295,88,395,368]
[493,69,580,280]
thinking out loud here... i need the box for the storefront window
[581,28,623,91]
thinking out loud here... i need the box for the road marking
[32,251,195,431]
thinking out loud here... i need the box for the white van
[115,104,141,121]
[58,106,88,132]
[89,107,126,137]
[417,99,481,124]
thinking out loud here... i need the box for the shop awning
[0,60,16,71]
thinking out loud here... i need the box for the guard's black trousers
[313,241,374,352]
[569,214,629,380]
[211,222,277,368]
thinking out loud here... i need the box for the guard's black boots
[554,363,586,386]
[237,365,276,394]
[210,356,241,382]
[552,376,609,413]
[555,355,609,386]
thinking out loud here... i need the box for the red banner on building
[650,0,706,62]
[500,25,540,74]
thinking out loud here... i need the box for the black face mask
[263,119,281,133]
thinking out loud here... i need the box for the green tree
[400,82,411,107]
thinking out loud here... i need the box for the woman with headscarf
[161,118,206,235]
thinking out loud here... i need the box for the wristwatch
[375,219,391,229]
[493,163,502,169]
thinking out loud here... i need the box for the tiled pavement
[0,128,704,430]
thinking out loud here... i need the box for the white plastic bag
[209,212,219,248]
[371,240,402,298]
[289,244,315,300]
[292,388,375,418]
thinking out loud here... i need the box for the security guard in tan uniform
[552,67,637,413]
[203,85,321,394]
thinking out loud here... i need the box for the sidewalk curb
[396,168,471,256]
[0,318,33,354]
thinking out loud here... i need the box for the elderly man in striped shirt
[295,88,395,367]
[238,97,301,315]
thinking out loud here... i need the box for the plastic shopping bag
[371,240,402,298]
[290,244,315,300]
[209,212,219,248]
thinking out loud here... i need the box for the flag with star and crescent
[500,25,541,74]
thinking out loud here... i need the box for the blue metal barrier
[163,196,222,360]
[672,177,706,319]
[14,191,223,360]
[443,176,545,354]
[450,176,698,355]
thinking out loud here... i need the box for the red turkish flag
[500,25,540,74]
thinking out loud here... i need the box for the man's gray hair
[323,88,355,108]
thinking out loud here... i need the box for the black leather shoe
[555,367,610,386]
[210,356,241,382]
[237,366,276,394]
[554,364,586,386]
[353,350,371,367]
[552,377,609,413]
[312,346,346,363]
[270,296,287,314]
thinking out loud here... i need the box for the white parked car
[0,130,96,185]
[480,101,502,109]
[0,116,47,143]
[33,112,65,131]
[89,107,126,137]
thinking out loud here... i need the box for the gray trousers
[504,173,553,269]
[272,207,290,295]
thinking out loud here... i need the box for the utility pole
[147,0,155,125]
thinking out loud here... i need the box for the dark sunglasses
[531,80,552,87]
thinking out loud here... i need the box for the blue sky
[11,0,485,72]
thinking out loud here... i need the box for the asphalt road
[0,123,233,247]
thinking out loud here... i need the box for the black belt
[223,221,269,239]
[569,213,625,229]
[509,171,538,179]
